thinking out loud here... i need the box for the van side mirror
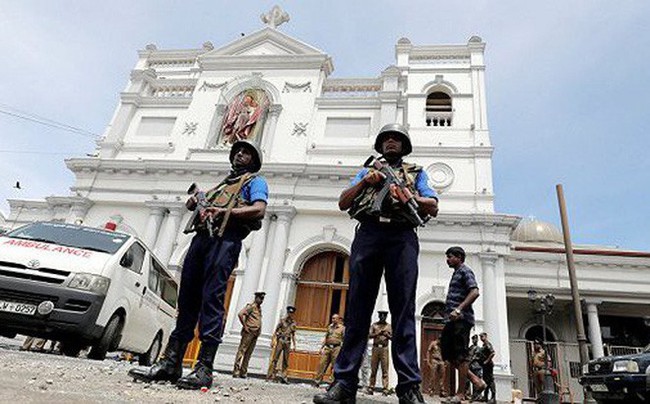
[120,250,134,268]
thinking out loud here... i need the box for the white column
[586,300,605,358]
[229,215,271,333]
[480,252,513,403]
[261,206,296,336]
[154,205,184,265]
[261,104,282,157]
[480,253,500,344]
[142,203,166,248]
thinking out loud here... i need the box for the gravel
[0,337,412,403]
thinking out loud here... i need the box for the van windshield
[5,222,130,255]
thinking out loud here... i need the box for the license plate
[591,384,608,392]
[0,300,37,315]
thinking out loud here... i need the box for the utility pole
[556,184,594,403]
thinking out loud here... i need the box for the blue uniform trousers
[334,221,421,395]
[170,231,242,346]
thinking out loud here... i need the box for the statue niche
[218,89,270,145]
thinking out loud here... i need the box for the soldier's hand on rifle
[363,170,385,186]
[389,184,412,204]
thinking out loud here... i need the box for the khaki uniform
[532,348,547,394]
[267,315,296,380]
[233,302,262,377]
[314,323,345,383]
[427,340,448,397]
[368,321,392,391]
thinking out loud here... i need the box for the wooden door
[286,251,349,380]
[420,323,444,394]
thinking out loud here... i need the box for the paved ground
[0,336,461,403]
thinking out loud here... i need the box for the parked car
[0,221,178,365]
[579,344,650,403]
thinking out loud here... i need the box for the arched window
[425,92,452,127]
[294,251,349,329]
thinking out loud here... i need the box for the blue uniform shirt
[241,176,269,204]
[350,168,438,199]
[445,263,479,325]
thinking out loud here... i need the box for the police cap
[286,306,296,313]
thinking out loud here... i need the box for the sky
[0,1,649,250]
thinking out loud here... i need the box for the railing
[425,112,453,127]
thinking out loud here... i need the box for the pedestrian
[129,140,268,390]
[314,123,439,404]
[233,291,265,378]
[426,339,448,398]
[313,314,345,387]
[267,306,297,383]
[366,310,392,395]
[479,332,496,402]
[440,246,486,403]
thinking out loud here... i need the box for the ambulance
[0,221,178,364]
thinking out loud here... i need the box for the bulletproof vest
[203,173,262,236]
[348,162,423,226]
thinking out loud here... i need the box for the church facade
[6,14,650,402]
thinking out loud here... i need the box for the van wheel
[139,333,162,366]
[60,341,84,357]
[88,315,122,360]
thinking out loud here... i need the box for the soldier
[467,334,482,397]
[313,313,345,387]
[366,310,392,395]
[129,140,268,390]
[479,332,496,402]
[233,291,265,378]
[314,123,439,404]
[426,339,448,398]
[267,306,297,383]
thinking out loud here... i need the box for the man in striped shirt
[440,246,485,403]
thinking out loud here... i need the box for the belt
[325,343,341,348]
[374,344,388,348]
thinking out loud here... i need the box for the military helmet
[374,123,412,156]
[229,140,263,172]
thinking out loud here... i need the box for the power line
[0,104,100,139]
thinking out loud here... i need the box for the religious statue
[219,89,270,145]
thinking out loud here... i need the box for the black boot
[128,339,187,383]
[176,343,218,390]
[313,382,356,404]
[398,384,426,404]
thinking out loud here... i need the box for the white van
[0,221,178,365]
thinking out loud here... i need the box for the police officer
[314,123,439,404]
[366,311,392,395]
[129,140,269,390]
[313,313,345,387]
[267,306,297,383]
[233,291,265,378]
[426,339,448,398]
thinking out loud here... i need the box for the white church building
[6,9,650,402]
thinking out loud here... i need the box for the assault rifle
[183,183,214,238]
[363,155,426,227]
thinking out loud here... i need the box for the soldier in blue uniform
[314,123,439,404]
[129,140,269,390]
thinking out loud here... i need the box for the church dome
[512,218,564,244]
